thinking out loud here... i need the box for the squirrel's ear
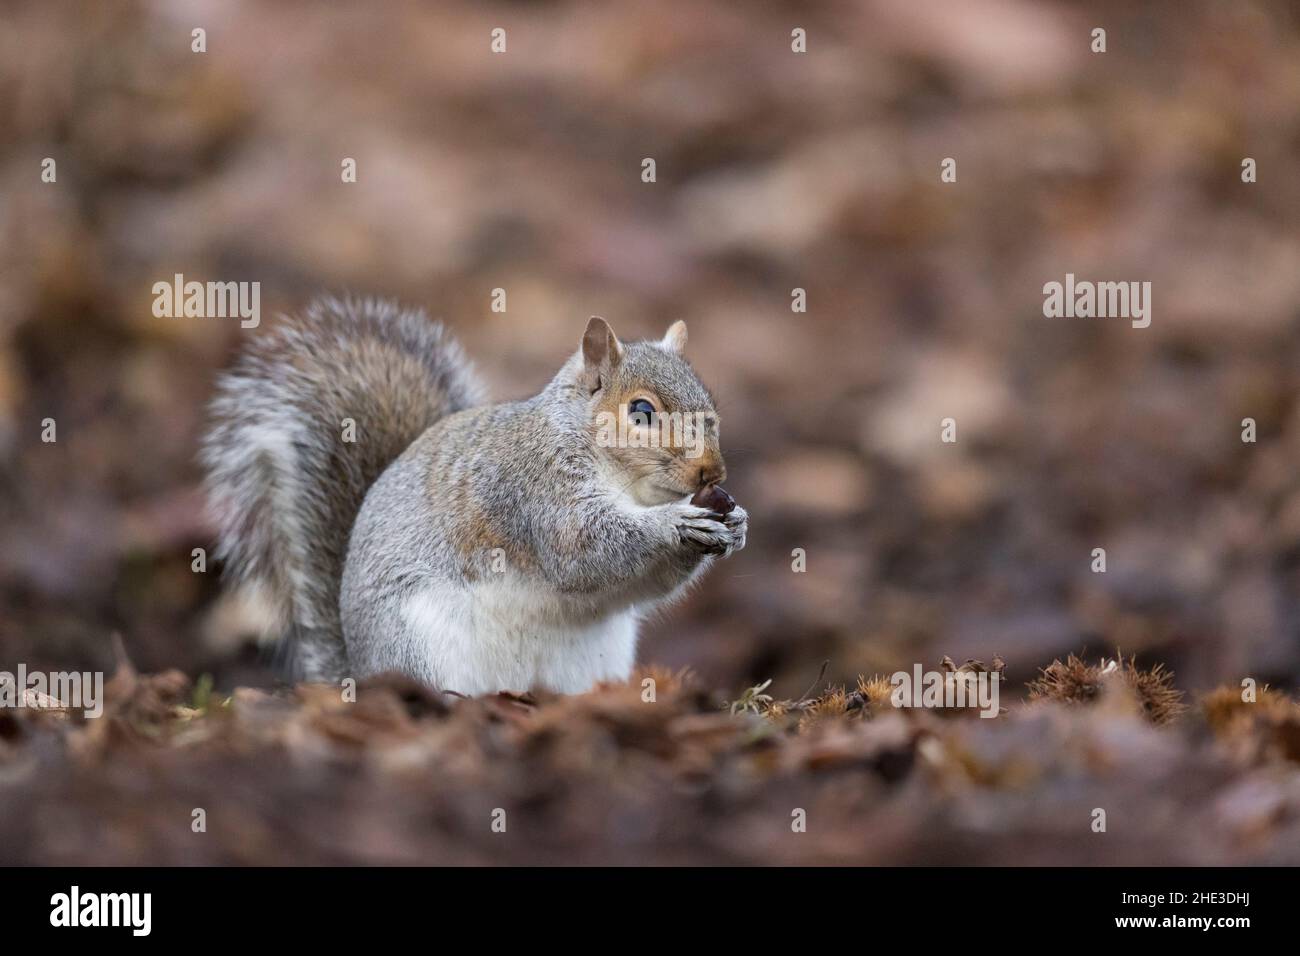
[661,320,687,354]
[581,316,623,391]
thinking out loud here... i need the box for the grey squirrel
[201,297,747,695]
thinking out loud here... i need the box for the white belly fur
[399,575,639,696]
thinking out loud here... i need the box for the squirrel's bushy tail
[201,297,485,681]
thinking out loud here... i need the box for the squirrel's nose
[698,461,726,488]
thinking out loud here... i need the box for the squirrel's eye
[628,398,655,427]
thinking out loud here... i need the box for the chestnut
[691,484,735,516]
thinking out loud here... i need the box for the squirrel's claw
[673,503,747,556]
[722,505,748,553]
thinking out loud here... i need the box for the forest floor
[2,648,1298,865]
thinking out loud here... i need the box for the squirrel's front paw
[671,503,745,557]
[722,504,748,553]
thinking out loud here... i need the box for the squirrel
[201,297,747,695]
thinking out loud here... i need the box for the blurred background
[3,0,1300,700]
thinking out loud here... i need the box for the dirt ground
[2,0,1300,863]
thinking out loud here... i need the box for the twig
[795,659,830,706]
